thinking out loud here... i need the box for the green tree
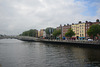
[87,24,100,39]
[20,29,37,37]
[28,29,36,37]
[22,31,29,36]
[53,29,61,37]
[65,28,75,38]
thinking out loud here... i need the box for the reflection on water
[0,39,100,67]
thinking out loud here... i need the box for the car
[88,39,93,41]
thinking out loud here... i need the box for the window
[82,34,84,37]
[80,34,81,37]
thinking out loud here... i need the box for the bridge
[0,36,40,41]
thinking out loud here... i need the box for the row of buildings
[37,19,100,40]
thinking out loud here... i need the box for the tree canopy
[53,29,61,37]
[87,24,100,39]
[20,29,37,37]
[65,28,75,38]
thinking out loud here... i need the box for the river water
[0,39,100,67]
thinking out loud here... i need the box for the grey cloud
[0,0,99,35]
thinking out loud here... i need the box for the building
[45,27,55,38]
[39,29,46,38]
[85,21,93,39]
[40,29,44,38]
[71,23,78,40]
[43,29,46,38]
[63,24,71,37]
[38,31,40,37]
[71,21,85,40]
[78,22,85,40]
[85,19,100,39]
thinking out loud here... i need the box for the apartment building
[71,21,85,40]
[63,24,71,37]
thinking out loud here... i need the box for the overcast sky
[0,0,100,35]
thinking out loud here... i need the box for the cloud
[0,0,100,35]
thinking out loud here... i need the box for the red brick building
[62,24,71,37]
[85,19,100,39]
[56,24,71,39]
[85,21,93,39]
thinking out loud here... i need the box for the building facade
[38,31,40,37]
[71,21,85,40]
[85,19,100,39]
[85,21,93,39]
[40,29,44,38]
[78,22,85,40]
[56,24,71,39]
[62,24,71,37]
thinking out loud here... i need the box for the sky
[0,0,100,35]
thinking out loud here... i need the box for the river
[0,39,100,67]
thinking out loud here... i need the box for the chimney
[72,23,74,25]
[79,21,81,23]
[86,21,88,23]
[96,19,99,22]
[67,24,69,25]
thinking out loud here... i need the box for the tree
[87,24,100,39]
[65,28,75,38]
[20,29,38,37]
[28,29,36,37]
[53,29,61,37]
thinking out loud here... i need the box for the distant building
[71,21,85,40]
[71,23,78,40]
[85,19,100,39]
[40,29,44,38]
[56,24,71,39]
[62,24,71,37]
[39,29,46,38]
[45,27,55,38]
[85,21,93,39]
[38,31,40,37]
[43,29,46,38]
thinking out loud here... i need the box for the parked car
[88,39,93,41]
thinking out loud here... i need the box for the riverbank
[1,36,100,48]
[40,39,100,48]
